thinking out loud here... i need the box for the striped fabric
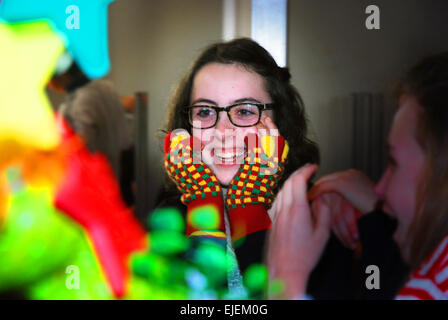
[226,135,288,210]
[164,133,225,239]
[397,235,448,300]
[226,134,289,241]
[164,135,221,205]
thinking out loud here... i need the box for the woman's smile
[212,146,246,165]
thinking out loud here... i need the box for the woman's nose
[214,112,237,147]
[215,111,235,133]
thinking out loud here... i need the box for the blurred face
[374,95,426,251]
[190,63,274,186]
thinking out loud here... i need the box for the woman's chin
[214,166,240,187]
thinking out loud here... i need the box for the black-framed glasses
[185,102,274,129]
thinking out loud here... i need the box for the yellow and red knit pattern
[164,134,221,205]
[164,132,225,238]
[226,135,289,210]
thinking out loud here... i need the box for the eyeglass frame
[184,102,275,129]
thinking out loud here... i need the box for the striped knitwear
[164,132,225,240]
[397,234,448,300]
[226,133,289,241]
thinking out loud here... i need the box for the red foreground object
[54,117,147,298]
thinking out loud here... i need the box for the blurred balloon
[0,0,114,78]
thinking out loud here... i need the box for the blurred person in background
[49,59,135,206]
[268,52,448,300]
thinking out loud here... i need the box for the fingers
[270,188,282,224]
[313,172,339,185]
[275,171,293,220]
[273,164,318,223]
[308,178,339,201]
[291,164,319,208]
[308,170,350,200]
[285,165,318,230]
[259,116,279,137]
[309,169,378,214]
[336,213,355,249]
[272,167,295,222]
[330,197,354,249]
[341,200,360,244]
[269,164,330,299]
[336,212,353,248]
[317,192,356,249]
[331,217,345,247]
[272,164,317,225]
[330,201,359,249]
[311,197,332,246]
[245,117,287,177]
[164,130,190,153]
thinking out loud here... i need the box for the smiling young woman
[155,38,319,297]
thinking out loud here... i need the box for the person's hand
[313,192,362,249]
[164,131,225,238]
[308,169,377,213]
[226,116,289,242]
[257,115,279,137]
[267,164,331,299]
[259,116,281,223]
[308,169,377,249]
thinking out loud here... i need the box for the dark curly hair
[158,38,319,201]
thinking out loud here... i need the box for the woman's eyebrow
[233,97,262,104]
[191,97,263,106]
[191,98,217,105]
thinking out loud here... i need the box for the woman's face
[374,95,426,252]
[190,63,274,186]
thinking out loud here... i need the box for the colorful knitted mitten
[164,132,226,240]
[226,133,289,242]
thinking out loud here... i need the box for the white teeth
[215,150,244,159]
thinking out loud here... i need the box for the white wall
[288,0,448,178]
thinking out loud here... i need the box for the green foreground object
[0,186,109,298]
[0,183,271,299]
[0,186,153,299]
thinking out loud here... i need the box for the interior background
[47,0,448,213]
